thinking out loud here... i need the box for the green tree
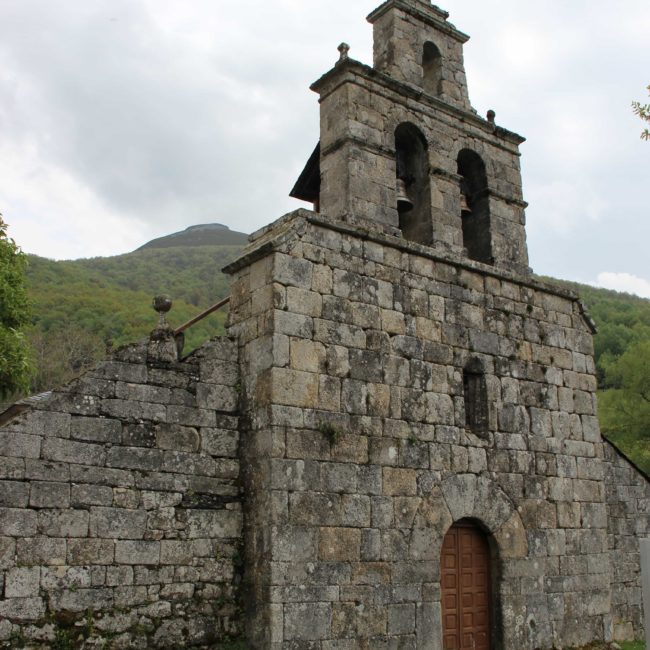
[632,84,650,140]
[0,215,32,399]
[599,339,650,450]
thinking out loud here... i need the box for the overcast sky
[0,0,648,296]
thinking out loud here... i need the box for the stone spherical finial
[337,42,350,64]
[487,109,496,124]
[152,295,172,329]
[153,295,172,314]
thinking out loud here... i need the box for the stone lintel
[310,58,526,148]
[366,0,469,45]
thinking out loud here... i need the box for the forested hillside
[8,229,650,472]
[25,243,242,393]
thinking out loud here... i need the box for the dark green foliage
[0,215,33,398]
[25,245,242,393]
[598,340,650,472]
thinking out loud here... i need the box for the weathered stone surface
[0,596,46,621]
[0,480,29,507]
[42,437,106,466]
[70,416,121,443]
[89,507,148,539]
[37,509,89,537]
[5,567,40,598]
[29,481,71,508]
[0,339,243,643]
[318,527,361,561]
[16,537,66,566]
[114,541,160,565]
[186,509,242,539]
[284,602,331,640]
[0,508,37,536]
[67,539,115,565]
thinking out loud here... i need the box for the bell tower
[293,0,531,275]
[368,0,472,110]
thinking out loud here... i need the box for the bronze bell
[396,178,414,213]
[460,191,472,213]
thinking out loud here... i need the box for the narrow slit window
[463,366,488,436]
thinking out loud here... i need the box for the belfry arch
[395,122,432,245]
[457,148,492,264]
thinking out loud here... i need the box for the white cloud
[593,273,650,299]
[0,137,148,259]
[526,178,607,237]
[0,0,647,284]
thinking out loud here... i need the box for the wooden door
[441,521,491,650]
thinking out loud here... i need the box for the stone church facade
[1,1,648,648]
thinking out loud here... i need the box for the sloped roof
[290,142,320,203]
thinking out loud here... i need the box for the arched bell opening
[440,519,503,650]
[422,41,443,96]
[395,123,432,245]
[457,149,492,264]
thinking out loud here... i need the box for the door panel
[441,521,491,650]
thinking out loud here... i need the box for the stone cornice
[366,0,469,44]
[311,59,526,149]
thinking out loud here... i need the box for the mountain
[137,223,248,250]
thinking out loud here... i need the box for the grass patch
[619,642,645,650]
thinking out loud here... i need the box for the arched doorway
[441,520,492,649]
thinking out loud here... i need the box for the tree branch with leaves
[632,85,650,141]
[0,214,33,400]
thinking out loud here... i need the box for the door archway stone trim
[409,473,528,564]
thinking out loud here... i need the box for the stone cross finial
[337,42,350,64]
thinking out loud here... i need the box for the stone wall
[604,440,650,640]
[225,209,646,649]
[0,336,242,648]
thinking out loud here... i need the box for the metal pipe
[173,296,230,335]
